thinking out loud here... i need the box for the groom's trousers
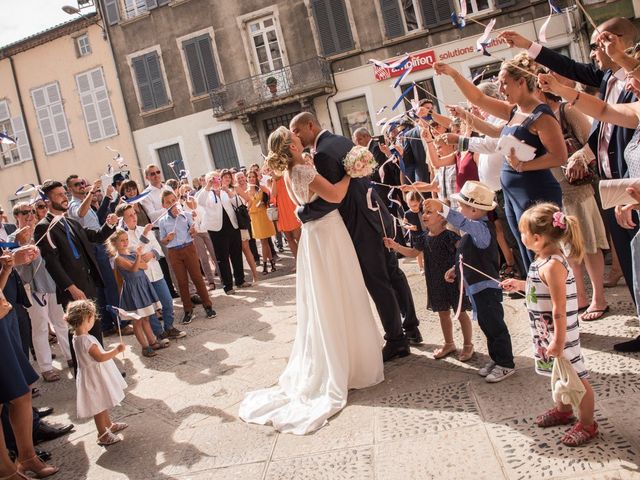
[385,250,419,332]
[354,235,407,347]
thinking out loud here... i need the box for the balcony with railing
[210,57,334,120]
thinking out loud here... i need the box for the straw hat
[450,181,497,211]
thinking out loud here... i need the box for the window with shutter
[494,0,514,7]
[123,0,148,19]
[30,83,72,155]
[380,0,405,38]
[207,130,240,169]
[104,0,120,25]
[182,34,220,96]
[131,51,169,111]
[247,17,285,75]
[156,143,184,180]
[311,0,354,56]
[75,68,118,142]
[10,116,32,161]
[0,101,9,122]
[0,118,20,166]
[420,0,453,28]
[464,0,496,14]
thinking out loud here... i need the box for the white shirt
[195,189,239,232]
[125,226,164,282]
[139,184,171,223]
[0,224,8,242]
[468,115,505,191]
[312,129,329,153]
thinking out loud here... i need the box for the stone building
[0,13,140,215]
[99,0,638,177]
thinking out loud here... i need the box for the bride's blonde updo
[265,126,293,174]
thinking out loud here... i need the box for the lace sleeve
[291,164,318,203]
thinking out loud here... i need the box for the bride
[238,126,384,435]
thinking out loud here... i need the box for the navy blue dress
[0,272,39,403]
[500,104,563,269]
[404,209,423,248]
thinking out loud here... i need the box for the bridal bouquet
[343,146,376,178]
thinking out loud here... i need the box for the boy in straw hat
[425,181,515,383]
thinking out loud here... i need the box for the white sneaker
[478,360,496,377]
[485,365,515,383]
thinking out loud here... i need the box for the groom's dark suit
[298,131,417,349]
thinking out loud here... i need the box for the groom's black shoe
[405,328,423,345]
[382,342,410,362]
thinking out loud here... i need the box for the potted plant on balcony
[266,76,278,96]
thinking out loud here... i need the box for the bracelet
[569,92,580,107]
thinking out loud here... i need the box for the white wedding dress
[239,164,384,435]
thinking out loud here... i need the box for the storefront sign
[373,50,436,81]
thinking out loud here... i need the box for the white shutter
[75,68,117,142]
[10,116,32,161]
[0,101,9,121]
[31,83,72,154]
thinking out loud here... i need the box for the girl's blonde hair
[105,229,128,257]
[265,126,294,174]
[519,203,584,261]
[501,52,538,91]
[65,299,97,331]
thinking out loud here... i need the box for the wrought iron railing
[210,57,333,116]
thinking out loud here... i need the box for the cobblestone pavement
[35,253,640,479]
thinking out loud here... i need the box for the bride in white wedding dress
[238,126,384,435]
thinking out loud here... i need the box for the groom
[290,112,421,361]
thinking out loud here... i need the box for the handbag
[559,103,598,186]
[267,206,279,222]
[232,197,251,230]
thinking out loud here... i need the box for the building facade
[99,0,638,179]
[0,14,140,215]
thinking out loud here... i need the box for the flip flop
[580,306,610,322]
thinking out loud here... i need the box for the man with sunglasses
[10,203,72,381]
[66,175,129,337]
[500,18,640,351]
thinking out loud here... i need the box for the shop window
[336,96,373,137]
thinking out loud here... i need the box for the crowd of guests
[2,14,640,474]
[0,151,302,473]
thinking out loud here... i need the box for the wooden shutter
[381,0,404,38]
[10,116,32,161]
[156,143,184,180]
[104,0,120,25]
[147,53,168,108]
[207,130,239,169]
[76,68,117,141]
[495,0,515,7]
[420,0,453,28]
[31,83,71,154]
[132,56,154,110]
[183,38,206,96]
[311,0,354,56]
[197,36,220,91]
[145,0,158,8]
[0,101,9,121]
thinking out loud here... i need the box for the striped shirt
[525,254,587,378]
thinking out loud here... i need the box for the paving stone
[265,447,374,480]
[172,462,265,479]
[169,421,276,475]
[487,413,638,479]
[375,381,481,442]
[375,426,506,480]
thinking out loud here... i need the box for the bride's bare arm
[309,174,350,203]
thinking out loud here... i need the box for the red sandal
[561,421,598,447]
[535,407,575,427]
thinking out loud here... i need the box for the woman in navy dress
[434,53,566,269]
[0,250,58,478]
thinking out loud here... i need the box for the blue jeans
[149,279,174,336]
